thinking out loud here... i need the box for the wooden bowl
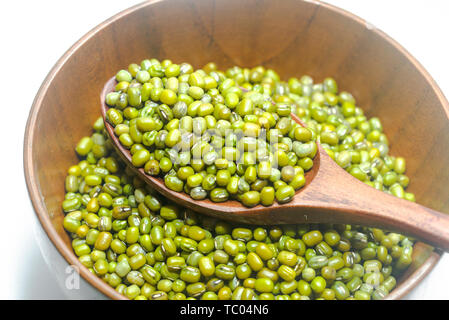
[24,0,448,299]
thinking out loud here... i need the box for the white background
[0,0,448,299]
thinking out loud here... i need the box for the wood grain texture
[24,0,449,299]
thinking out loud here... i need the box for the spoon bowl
[101,77,322,221]
[101,76,449,250]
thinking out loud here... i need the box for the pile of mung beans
[105,60,318,207]
[63,60,416,300]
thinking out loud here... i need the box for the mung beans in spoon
[104,60,318,207]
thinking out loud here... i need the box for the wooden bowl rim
[23,0,449,300]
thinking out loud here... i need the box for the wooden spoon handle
[298,147,449,251]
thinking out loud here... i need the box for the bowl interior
[25,0,449,299]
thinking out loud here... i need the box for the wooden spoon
[101,77,449,250]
